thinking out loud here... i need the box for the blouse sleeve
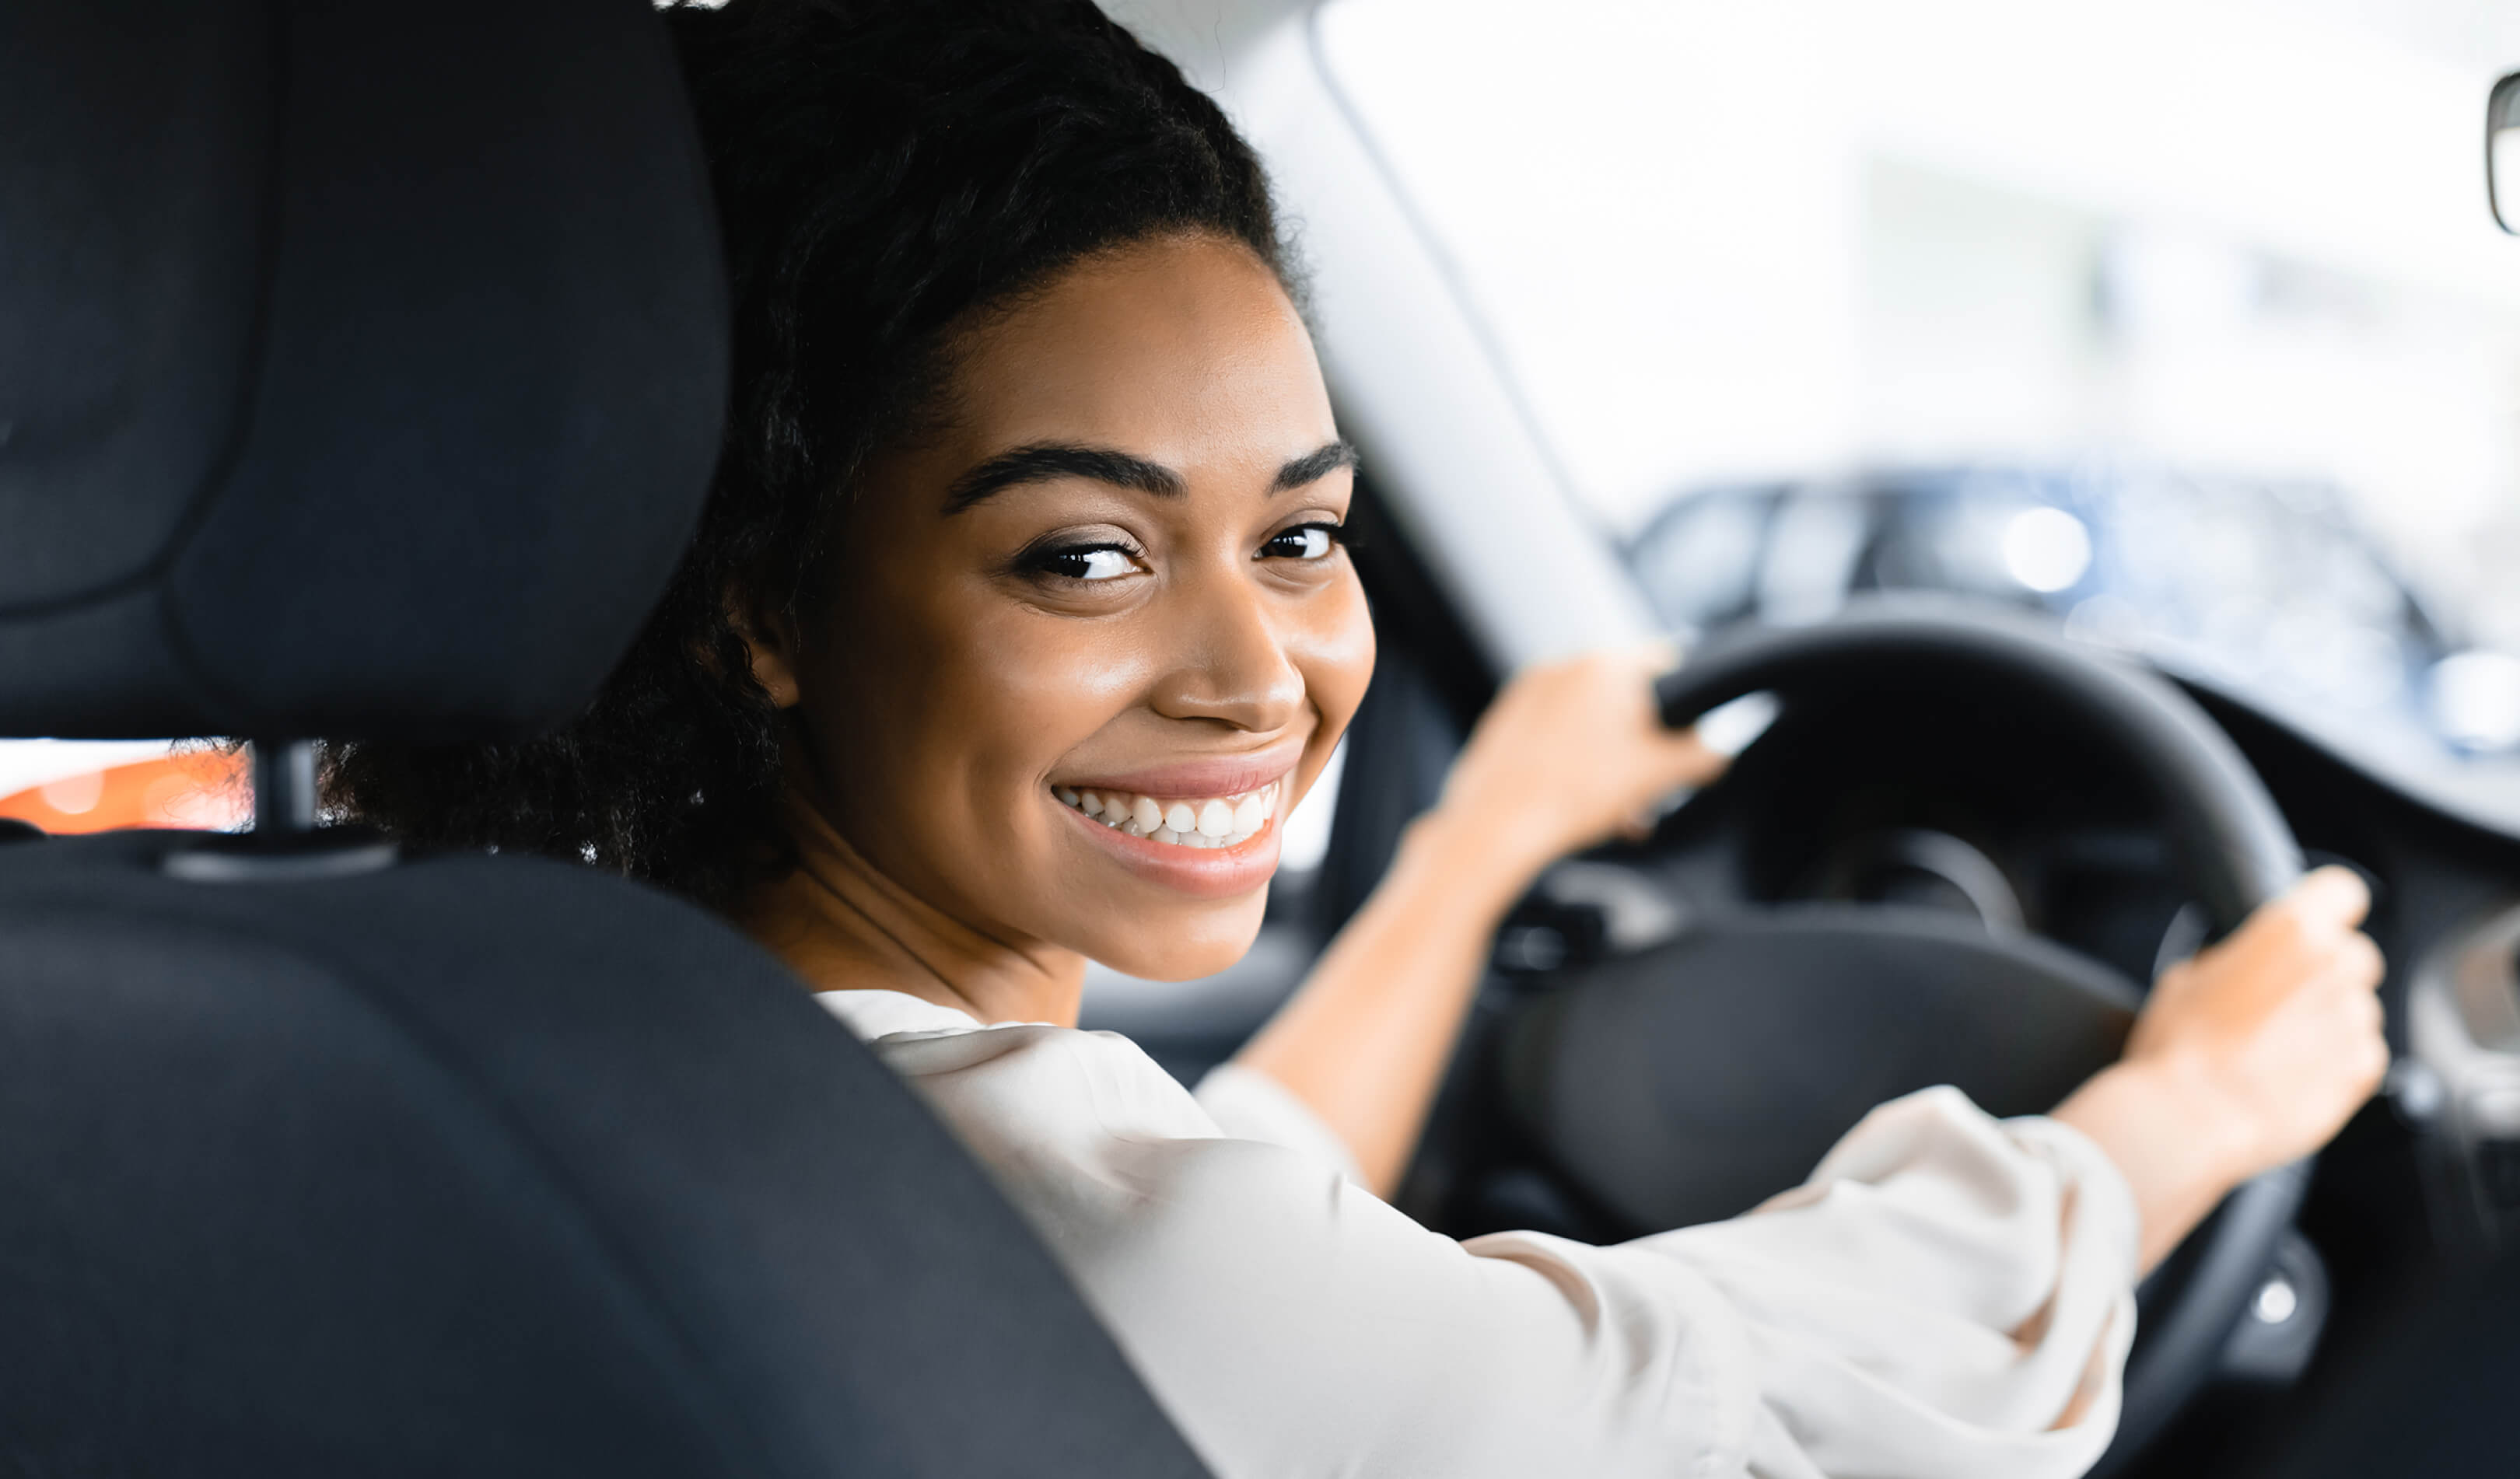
[857,1016,2140,1479]
[1190,1061,1366,1185]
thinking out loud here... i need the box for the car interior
[9,0,2520,1474]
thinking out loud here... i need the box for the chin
[1083,890,1269,981]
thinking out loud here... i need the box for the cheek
[805,573,1132,843]
[1286,572,1376,792]
[903,592,1171,844]
[968,612,1160,733]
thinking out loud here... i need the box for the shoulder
[816,991,1377,1264]
[814,988,1226,1172]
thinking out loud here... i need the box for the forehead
[943,234,1335,466]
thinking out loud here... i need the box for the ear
[727,591,805,709]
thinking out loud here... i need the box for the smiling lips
[1053,781,1280,849]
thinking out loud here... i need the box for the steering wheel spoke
[1505,905,2139,1231]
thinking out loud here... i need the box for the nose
[1149,567,1307,733]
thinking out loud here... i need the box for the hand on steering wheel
[1433,641,1731,885]
[2056,865,2388,1270]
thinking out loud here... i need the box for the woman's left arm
[1231,645,1727,1194]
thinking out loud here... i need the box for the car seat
[0,2,1208,1474]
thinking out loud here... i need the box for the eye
[1034,544,1141,582]
[1017,544,1149,584]
[1261,522,1344,561]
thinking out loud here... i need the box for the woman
[329,2,2389,1473]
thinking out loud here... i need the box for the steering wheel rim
[1504,599,2306,1465]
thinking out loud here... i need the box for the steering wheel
[1500,600,2310,1465]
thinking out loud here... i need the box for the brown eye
[1033,544,1139,581]
[1262,523,1342,561]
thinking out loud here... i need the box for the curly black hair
[323,0,1290,908]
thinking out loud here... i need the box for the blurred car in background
[1625,460,2520,795]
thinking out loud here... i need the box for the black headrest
[0,0,726,742]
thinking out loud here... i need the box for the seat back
[0,3,1206,1473]
[0,837,1204,1476]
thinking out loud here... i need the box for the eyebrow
[943,438,1358,514]
[1272,439,1360,492]
[945,443,1183,513]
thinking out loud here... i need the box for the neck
[739,781,1087,1029]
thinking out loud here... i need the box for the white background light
[2001,507,2093,593]
[2431,650,2520,750]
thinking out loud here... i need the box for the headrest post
[251,740,318,834]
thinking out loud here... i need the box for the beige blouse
[819,988,2139,1479]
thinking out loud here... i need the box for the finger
[2226,868,2368,970]
[2357,1039,2392,1093]
[2281,932,2382,1009]
[2340,1015,2392,1089]
[2286,865,2372,932]
[2335,929,2386,991]
[1622,739,1724,831]
[2348,987,2385,1035]
[1657,726,1730,788]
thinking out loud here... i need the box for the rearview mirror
[2494,72,2520,233]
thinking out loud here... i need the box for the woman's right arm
[2053,864,2388,1271]
[881,982,2150,1477]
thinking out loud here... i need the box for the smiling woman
[731,235,1374,995]
[321,2,2388,1475]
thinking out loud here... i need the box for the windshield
[1317,0,2520,778]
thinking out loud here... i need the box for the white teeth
[1052,779,1282,851]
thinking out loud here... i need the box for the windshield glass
[1317,0,2520,783]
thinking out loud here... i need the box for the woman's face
[769,233,1374,981]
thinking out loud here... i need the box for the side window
[0,741,250,833]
